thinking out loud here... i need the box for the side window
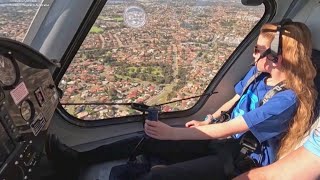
[0,0,45,42]
[59,1,265,120]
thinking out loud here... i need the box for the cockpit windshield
[58,0,265,120]
[0,0,44,42]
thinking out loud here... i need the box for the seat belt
[219,71,286,124]
[217,71,263,123]
[260,81,286,105]
[221,71,287,177]
[235,81,287,172]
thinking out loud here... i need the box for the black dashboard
[0,38,59,180]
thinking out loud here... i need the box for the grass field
[90,26,104,33]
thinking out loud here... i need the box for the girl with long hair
[259,22,318,159]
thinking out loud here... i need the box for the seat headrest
[312,49,320,71]
[311,49,320,122]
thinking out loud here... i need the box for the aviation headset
[267,18,293,63]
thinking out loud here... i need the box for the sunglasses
[254,46,276,61]
[254,45,266,55]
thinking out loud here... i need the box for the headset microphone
[249,61,255,67]
[249,54,264,67]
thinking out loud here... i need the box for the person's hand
[185,114,214,127]
[144,120,176,140]
[185,120,207,128]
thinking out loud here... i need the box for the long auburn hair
[260,22,318,159]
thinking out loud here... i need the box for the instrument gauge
[0,54,20,90]
[20,100,35,122]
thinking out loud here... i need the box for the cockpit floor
[79,159,126,180]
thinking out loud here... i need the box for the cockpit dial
[20,100,35,122]
[0,54,20,90]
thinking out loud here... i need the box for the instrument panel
[0,38,59,180]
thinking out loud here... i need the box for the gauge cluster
[0,53,57,135]
[0,37,59,180]
[0,53,20,90]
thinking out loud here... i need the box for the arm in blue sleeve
[242,90,297,142]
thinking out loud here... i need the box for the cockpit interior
[0,0,319,179]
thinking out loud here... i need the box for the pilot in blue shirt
[232,66,297,166]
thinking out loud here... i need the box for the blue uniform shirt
[304,128,320,157]
[231,67,297,166]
